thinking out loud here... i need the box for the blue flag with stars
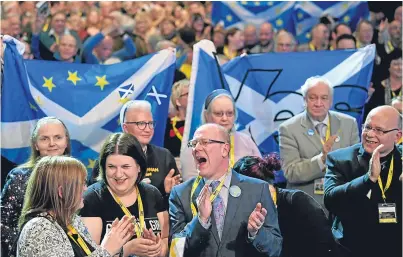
[212,1,296,33]
[294,1,370,44]
[1,40,176,176]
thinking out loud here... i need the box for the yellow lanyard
[190,169,230,217]
[378,156,394,201]
[309,42,316,51]
[229,134,235,168]
[171,116,183,141]
[223,46,237,60]
[391,89,402,98]
[397,137,402,145]
[272,189,277,206]
[316,119,331,145]
[387,40,395,52]
[67,225,92,255]
[109,186,144,238]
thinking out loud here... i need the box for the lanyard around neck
[109,186,144,238]
[67,225,91,255]
[171,116,183,141]
[378,156,394,201]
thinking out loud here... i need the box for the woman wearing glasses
[180,89,261,181]
[80,133,169,257]
[1,117,71,256]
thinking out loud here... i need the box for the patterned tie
[211,181,225,240]
[316,123,326,141]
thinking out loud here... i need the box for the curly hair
[233,153,281,184]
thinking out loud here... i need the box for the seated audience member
[391,95,403,114]
[298,23,329,51]
[251,22,275,53]
[235,154,337,257]
[164,79,189,158]
[169,123,282,257]
[279,76,359,207]
[355,19,374,48]
[38,11,82,61]
[16,156,133,257]
[180,89,261,181]
[82,24,136,64]
[330,23,352,50]
[1,117,71,256]
[216,27,245,60]
[274,29,296,53]
[324,105,402,257]
[120,100,181,203]
[336,34,357,50]
[365,49,402,118]
[81,133,168,257]
[243,24,258,53]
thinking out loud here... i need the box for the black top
[80,181,166,240]
[325,144,402,257]
[144,144,179,207]
[164,118,185,157]
[276,188,337,257]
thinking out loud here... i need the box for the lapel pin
[229,185,241,198]
[307,129,314,136]
[335,136,340,143]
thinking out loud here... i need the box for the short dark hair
[333,23,350,35]
[336,33,356,47]
[233,153,281,185]
[98,133,147,186]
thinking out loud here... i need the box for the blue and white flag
[183,40,375,155]
[1,40,176,175]
[294,1,370,44]
[211,1,296,33]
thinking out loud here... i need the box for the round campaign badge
[307,129,315,136]
[229,185,241,198]
[335,136,340,143]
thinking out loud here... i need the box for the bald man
[243,24,258,52]
[298,23,329,52]
[324,105,402,257]
[250,22,274,53]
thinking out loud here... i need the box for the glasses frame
[187,138,226,148]
[362,124,399,136]
[125,121,156,130]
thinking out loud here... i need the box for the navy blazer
[169,170,282,257]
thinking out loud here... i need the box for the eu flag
[1,40,176,177]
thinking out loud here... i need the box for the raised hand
[197,184,212,223]
[369,144,384,182]
[101,216,135,255]
[247,203,267,237]
[164,169,182,193]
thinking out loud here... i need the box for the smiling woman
[1,117,71,256]
[80,133,169,257]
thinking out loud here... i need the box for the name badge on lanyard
[314,178,324,195]
[378,203,397,223]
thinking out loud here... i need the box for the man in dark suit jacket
[169,123,282,257]
[324,105,402,257]
[120,100,181,204]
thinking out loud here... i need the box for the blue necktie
[211,181,225,239]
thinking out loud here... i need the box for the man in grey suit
[169,123,282,257]
[279,76,359,206]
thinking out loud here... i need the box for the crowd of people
[1,1,402,257]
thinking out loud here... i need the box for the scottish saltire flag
[294,1,370,44]
[211,1,296,33]
[181,40,227,149]
[183,40,375,156]
[1,40,176,175]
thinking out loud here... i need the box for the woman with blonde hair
[17,156,134,256]
[164,79,189,157]
[1,117,71,256]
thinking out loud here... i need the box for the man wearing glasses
[324,105,402,257]
[279,76,359,207]
[120,100,181,205]
[169,123,282,257]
